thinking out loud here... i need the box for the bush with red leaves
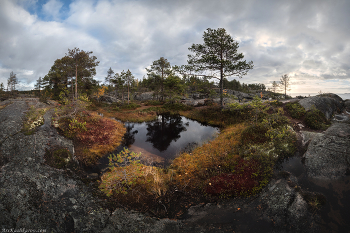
[76,116,118,146]
[205,158,263,196]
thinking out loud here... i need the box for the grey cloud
[0,0,349,93]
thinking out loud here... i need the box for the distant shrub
[285,102,306,119]
[119,102,140,110]
[144,100,163,106]
[162,102,193,111]
[268,100,283,107]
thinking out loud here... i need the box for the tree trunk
[220,70,224,108]
[127,84,130,104]
[75,65,78,101]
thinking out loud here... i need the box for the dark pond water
[94,114,219,172]
[278,155,350,232]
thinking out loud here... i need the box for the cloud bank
[0,0,349,94]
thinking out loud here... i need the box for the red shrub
[76,115,119,146]
[205,158,262,196]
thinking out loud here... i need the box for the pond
[94,114,219,172]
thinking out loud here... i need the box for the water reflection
[146,114,186,151]
[123,123,138,145]
[120,114,219,164]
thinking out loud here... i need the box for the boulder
[259,177,316,232]
[304,123,350,179]
[184,174,318,233]
[98,95,120,103]
[213,97,238,105]
[181,98,205,107]
[134,92,155,101]
[299,94,344,120]
[344,99,350,113]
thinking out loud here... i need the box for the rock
[259,176,318,233]
[181,98,205,107]
[332,113,350,123]
[300,131,324,147]
[189,93,208,100]
[87,173,99,180]
[134,92,155,101]
[304,123,350,179]
[344,99,350,113]
[232,91,255,100]
[101,208,180,233]
[99,95,120,103]
[213,97,238,105]
[299,94,344,120]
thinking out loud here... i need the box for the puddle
[91,114,219,172]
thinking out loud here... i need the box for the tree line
[29,28,291,106]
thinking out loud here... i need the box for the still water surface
[95,114,219,171]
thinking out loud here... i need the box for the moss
[22,106,47,135]
[285,102,306,119]
[45,148,72,169]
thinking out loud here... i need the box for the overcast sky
[1,0,349,94]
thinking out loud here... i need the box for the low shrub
[205,158,264,196]
[240,123,270,144]
[304,108,330,130]
[99,148,169,199]
[144,100,164,106]
[116,102,141,110]
[163,102,193,112]
[268,100,283,107]
[285,102,306,119]
[58,111,125,166]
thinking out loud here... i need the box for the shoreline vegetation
[48,94,303,218]
[1,90,334,218]
[2,90,334,218]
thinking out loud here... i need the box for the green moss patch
[44,147,73,169]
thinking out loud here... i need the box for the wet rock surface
[183,173,318,233]
[304,123,350,179]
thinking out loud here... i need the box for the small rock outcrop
[98,95,120,103]
[299,94,344,119]
[184,174,318,233]
[304,123,350,179]
[345,99,350,112]
[134,92,155,101]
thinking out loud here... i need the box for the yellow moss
[171,123,246,189]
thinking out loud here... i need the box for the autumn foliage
[169,123,268,196]
[59,111,126,166]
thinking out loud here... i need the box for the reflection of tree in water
[123,123,138,146]
[146,114,187,151]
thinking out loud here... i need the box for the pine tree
[187,28,253,108]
